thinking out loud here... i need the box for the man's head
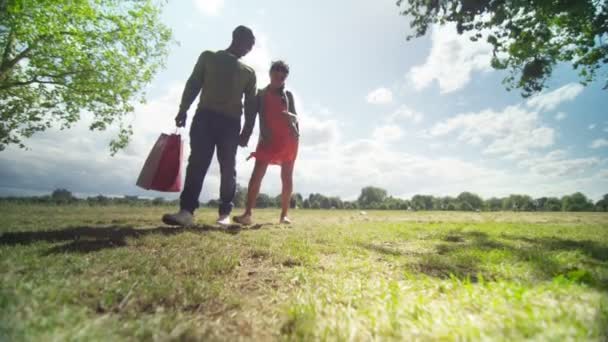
[230,25,255,58]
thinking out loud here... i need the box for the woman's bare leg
[280,161,295,220]
[244,160,268,216]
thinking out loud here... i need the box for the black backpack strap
[286,90,297,115]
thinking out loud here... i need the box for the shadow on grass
[359,230,608,289]
[501,235,608,262]
[0,223,265,254]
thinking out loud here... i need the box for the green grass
[1,205,607,341]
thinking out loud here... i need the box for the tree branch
[0,45,32,81]
[0,68,93,90]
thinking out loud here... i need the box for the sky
[1,0,607,202]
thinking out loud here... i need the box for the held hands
[175,110,187,128]
[238,132,249,147]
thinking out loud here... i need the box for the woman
[235,61,299,225]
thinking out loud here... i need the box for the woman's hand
[282,110,297,118]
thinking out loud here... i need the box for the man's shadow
[0,223,266,255]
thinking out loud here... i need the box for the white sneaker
[233,214,252,225]
[280,216,292,224]
[216,215,231,226]
[162,209,194,227]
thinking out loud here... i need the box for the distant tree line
[1,186,607,212]
[0,189,178,207]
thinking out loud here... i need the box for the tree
[0,1,172,153]
[535,197,548,211]
[291,193,304,209]
[273,195,283,208]
[51,188,74,204]
[595,194,608,212]
[234,184,247,208]
[543,197,562,212]
[561,192,594,212]
[206,199,219,208]
[256,193,273,208]
[435,196,458,210]
[152,197,165,205]
[485,197,503,211]
[457,192,483,211]
[358,186,388,208]
[397,0,608,96]
[411,194,434,211]
[502,194,534,211]
[320,196,331,209]
[89,194,110,206]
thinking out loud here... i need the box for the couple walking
[162,25,299,227]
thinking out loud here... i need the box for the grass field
[1,205,607,341]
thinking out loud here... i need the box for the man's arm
[175,52,206,126]
[239,72,258,146]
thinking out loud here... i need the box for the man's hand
[238,133,249,147]
[175,110,187,128]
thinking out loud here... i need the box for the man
[162,25,257,227]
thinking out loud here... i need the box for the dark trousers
[180,109,240,216]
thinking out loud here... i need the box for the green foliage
[456,191,483,211]
[50,188,74,203]
[358,186,388,208]
[397,0,608,96]
[0,0,172,153]
[411,194,434,210]
[256,193,274,208]
[502,194,535,211]
[542,197,562,212]
[562,192,594,212]
[484,197,503,211]
[291,193,304,209]
[234,184,247,208]
[595,194,608,212]
[2,190,606,213]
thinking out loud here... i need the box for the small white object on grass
[360,211,367,216]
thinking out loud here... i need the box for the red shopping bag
[136,133,183,192]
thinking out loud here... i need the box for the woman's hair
[270,60,290,74]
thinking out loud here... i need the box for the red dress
[250,91,298,165]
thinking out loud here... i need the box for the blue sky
[1,0,607,201]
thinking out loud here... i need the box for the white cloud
[388,105,423,124]
[292,138,509,200]
[518,150,600,177]
[298,114,340,148]
[589,124,596,130]
[430,105,554,158]
[408,23,493,93]
[526,83,584,111]
[590,138,608,149]
[242,31,272,87]
[555,112,567,121]
[372,124,403,142]
[193,0,224,16]
[366,87,393,105]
